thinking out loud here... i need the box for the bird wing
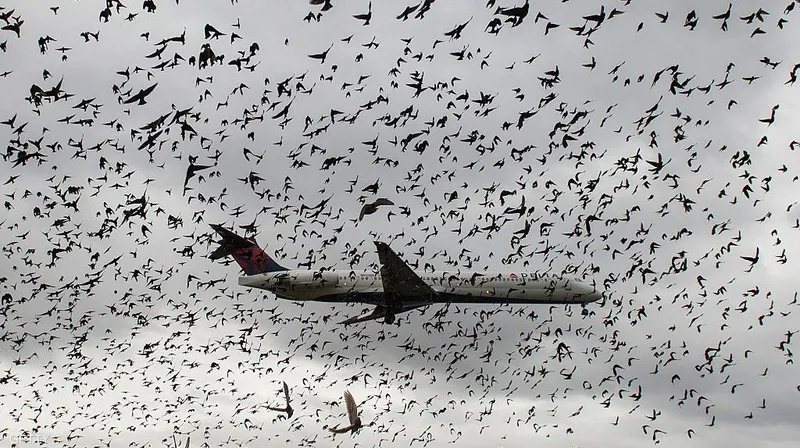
[344,391,358,425]
[140,83,158,97]
[374,241,434,297]
[373,198,394,207]
[122,92,141,104]
[283,381,290,404]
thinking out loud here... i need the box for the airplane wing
[340,305,389,325]
[374,241,434,297]
[339,243,434,325]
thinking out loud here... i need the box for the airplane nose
[583,288,602,302]
[573,278,602,302]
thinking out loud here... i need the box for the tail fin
[209,224,288,275]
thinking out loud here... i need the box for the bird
[122,83,158,105]
[310,0,333,11]
[740,247,760,272]
[397,4,418,20]
[266,381,293,419]
[758,104,779,126]
[308,44,333,64]
[359,198,394,220]
[353,2,372,25]
[183,157,212,196]
[495,0,530,27]
[327,391,362,434]
[204,23,226,39]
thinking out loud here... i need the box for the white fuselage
[238,269,601,305]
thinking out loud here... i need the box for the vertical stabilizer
[209,224,288,275]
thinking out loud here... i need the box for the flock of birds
[1,0,800,447]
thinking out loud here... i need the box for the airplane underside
[305,291,586,306]
[271,291,589,324]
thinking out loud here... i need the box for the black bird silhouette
[123,83,158,105]
[495,0,529,27]
[308,44,333,64]
[397,4,418,21]
[310,0,333,11]
[204,24,226,39]
[583,5,605,27]
[353,2,372,25]
[758,104,779,126]
[712,3,732,31]
[445,17,472,40]
[2,19,23,38]
[361,179,380,194]
[359,198,394,220]
[740,247,760,272]
[183,156,212,196]
[266,381,293,419]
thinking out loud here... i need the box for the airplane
[209,224,602,324]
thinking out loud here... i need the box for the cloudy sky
[1,0,800,447]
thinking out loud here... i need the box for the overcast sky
[1,0,800,447]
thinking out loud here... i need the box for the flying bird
[122,83,158,105]
[353,2,372,25]
[359,198,394,220]
[266,381,293,419]
[308,44,333,64]
[183,157,212,196]
[327,391,362,434]
[310,0,333,11]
